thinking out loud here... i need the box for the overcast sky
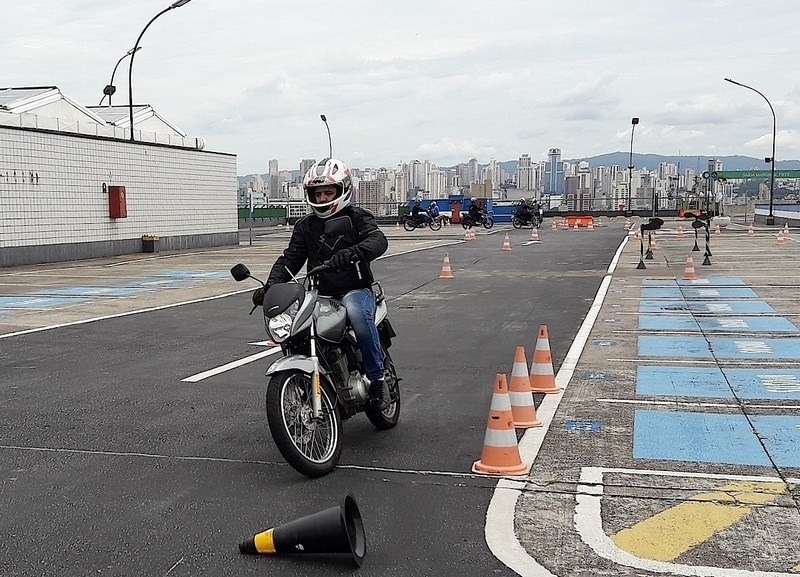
[5,1,800,175]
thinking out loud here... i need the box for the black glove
[252,285,267,306]
[330,248,356,271]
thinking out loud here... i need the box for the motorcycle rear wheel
[365,349,400,430]
[266,370,342,478]
[428,220,442,231]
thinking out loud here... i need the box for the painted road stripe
[29,286,149,297]
[639,336,800,359]
[611,481,785,562]
[633,411,800,467]
[639,300,775,314]
[641,277,746,287]
[0,296,89,308]
[641,287,757,299]
[638,315,798,332]
[576,467,800,577]
[636,366,800,399]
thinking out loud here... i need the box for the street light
[627,117,639,216]
[100,46,142,106]
[128,0,192,141]
[723,77,776,225]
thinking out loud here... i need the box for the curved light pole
[627,117,639,216]
[128,0,192,141]
[100,46,142,106]
[724,78,776,225]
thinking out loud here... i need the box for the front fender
[266,354,330,376]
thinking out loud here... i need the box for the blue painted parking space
[639,300,776,314]
[641,277,746,287]
[0,296,89,309]
[633,410,800,467]
[30,287,149,297]
[640,287,757,299]
[638,315,798,332]
[639,335,800,359]
[636,366,800,400]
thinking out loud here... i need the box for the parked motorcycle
[460,211,494,229]
[230,258,400,478]
[402,205,443,231]
[511,208,542,229]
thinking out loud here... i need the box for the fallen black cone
[239,494,366,567]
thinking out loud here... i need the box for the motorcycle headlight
[267,312,293,343]
[265,300,298,343]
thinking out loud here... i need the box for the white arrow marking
[182,342,282,382]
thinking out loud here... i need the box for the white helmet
[303,157,353,219]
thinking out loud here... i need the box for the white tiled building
[0,86,238,267]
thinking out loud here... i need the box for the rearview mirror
[230,263,251,282]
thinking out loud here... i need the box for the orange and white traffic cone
[395,221,400,230]
[551,220,557,230]
[681,253,698,281]
[463,229,472,241]
[777,230,785,246]
[472,374,531,476]
[715,224,721,236]
[783,223,790,236]
[501,233,512,251]
[587,220,594,231]
[529,325,559,394]
[634,228,641,240]
[748,224,755,237]
[508,346,542,429]
[439,252,454,279]
[529,227,539,241]
[624,219,631,230]
[677,225,685,238]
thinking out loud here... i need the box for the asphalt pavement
[1,217,799,577]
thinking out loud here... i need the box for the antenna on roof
[320,114,332,158]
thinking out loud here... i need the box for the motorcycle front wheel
[428,219,442,231]
[365,349,401,430]
[266,370,342,478]
[482,217,494,229]
[403,219,416,232]
[512,216,523,229]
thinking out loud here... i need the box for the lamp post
[128,0,192,141]
[100,46,142,106]
[724,78,776,225]
[627,117,639,216]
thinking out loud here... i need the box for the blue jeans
[341,288,384,382]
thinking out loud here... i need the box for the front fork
[308,323,323,419]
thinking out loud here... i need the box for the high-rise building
[299,159,316,180]
[544,148,564,196]
[268,159,281,199]
[516,154,535,192]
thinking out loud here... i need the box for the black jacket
[267,206,388,297]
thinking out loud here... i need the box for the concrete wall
[0,124,239,266]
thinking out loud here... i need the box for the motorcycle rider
[516,197,533,221]
[255,157,392,410]
[411,198,423,226]
[467,197,483,227]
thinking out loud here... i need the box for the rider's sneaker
[368,379,391,411]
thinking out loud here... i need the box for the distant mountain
[566,152,800,172]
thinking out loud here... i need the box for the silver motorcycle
[230,260,400,478]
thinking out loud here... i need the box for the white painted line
[181,346,282,382]
[575,467,800,577]
[0,290,253,340]
[597,398,800,410]
[484,235,628,577]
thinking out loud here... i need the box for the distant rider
[411,198,423,226]
[256,157,391,410]
[467,197,483,227]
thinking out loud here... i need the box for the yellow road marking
[611,481,785,562]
